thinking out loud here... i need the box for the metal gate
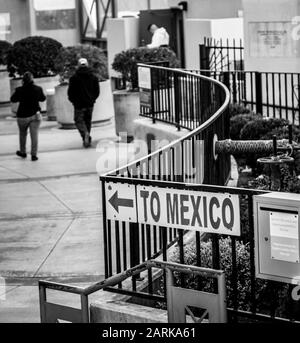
[200,37,244,72]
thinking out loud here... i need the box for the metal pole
[95,0,101,39]
[111,0,117,18]
[81,294,90,323]
[77,0,84,42]
[39,284,47,323]
[255,71,263,115]
[166,268,175,323]
[217,272,227,323]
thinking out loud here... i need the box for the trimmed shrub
[228,103,255,118]
[7,36,62,78]
[240,117,288,141]
[54,44,108,82]
[170,237,294,319]
[112,47,180,90]
[230,113,261,140]
[0,40,12,65]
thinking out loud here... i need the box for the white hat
[78,58,88,66]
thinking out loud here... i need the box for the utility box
[254,192,300,284]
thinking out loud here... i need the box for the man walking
[68,58,100,148]
[11,71,45,161]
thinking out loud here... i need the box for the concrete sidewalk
[0,106,138,322]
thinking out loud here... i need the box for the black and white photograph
[0,0,300,333]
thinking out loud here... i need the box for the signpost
[105,182,241,236]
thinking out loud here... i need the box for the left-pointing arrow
[109,191,134,213]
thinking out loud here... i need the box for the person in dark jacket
[11,71,46,161]
[68,58,100,148]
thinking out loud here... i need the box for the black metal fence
[198,70,300,125]
[199,38,300,124]
[200,37,244,72]
[140,64,227,131]
[100,64,300,323]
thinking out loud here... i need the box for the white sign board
[136,185,240,236]
[138,67,151,89]
[249,21,299,58]
[105,182,137,222]
[270,212,300,263]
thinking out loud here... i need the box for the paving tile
[0,182,69,220]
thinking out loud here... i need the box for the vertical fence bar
[174,73,181,130]
[107,220,113,277]
[129,222,140,291]
[248,195,257,313]
[101,180,109,278]
[196,231,202,290]
[231,236,238,321]
[255,72,263,115]
[39,284,47,323]
[115,221,121,287]
[122,222,127,271]
[178,229,185,287]
[146,224,153,294]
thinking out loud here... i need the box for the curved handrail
[103,64,231,178]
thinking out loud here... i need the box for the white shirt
[147,28,170,48]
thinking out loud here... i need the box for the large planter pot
[54,79,114,129]
[10,75,60,114]
[0,67,10,104]
[34,75,60,112]
[113,90,140,141]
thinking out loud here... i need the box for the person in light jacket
[147,24,170,48]
[11,71,45,161]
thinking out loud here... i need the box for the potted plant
[0,40,12,103]
[112,46,180,141]
[6,36,62,113]
[53,44,112,129]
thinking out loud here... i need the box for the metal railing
[39,65,231,323]
[39,260,226,323]
[199,70,300,125]
[99,65,232,309]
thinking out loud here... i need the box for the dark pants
[17,115,41,156]
[74,107,93,140]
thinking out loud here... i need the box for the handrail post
[150,68,156,124]
[81,294,90,323]
[217,272,227,323]
[255,71,263,115]
[39,283,47,323]
[174,72,181,131]
[129,222,140,287]
[166,268,175,323]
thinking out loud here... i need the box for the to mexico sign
[105,183,241,236]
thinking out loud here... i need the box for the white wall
[184,18,244,70]
[181,0,243,19]
[28,0,80,46]
[184,20,212,70]
[107,18,140,78]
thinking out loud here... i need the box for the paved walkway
[0,105,138,322]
